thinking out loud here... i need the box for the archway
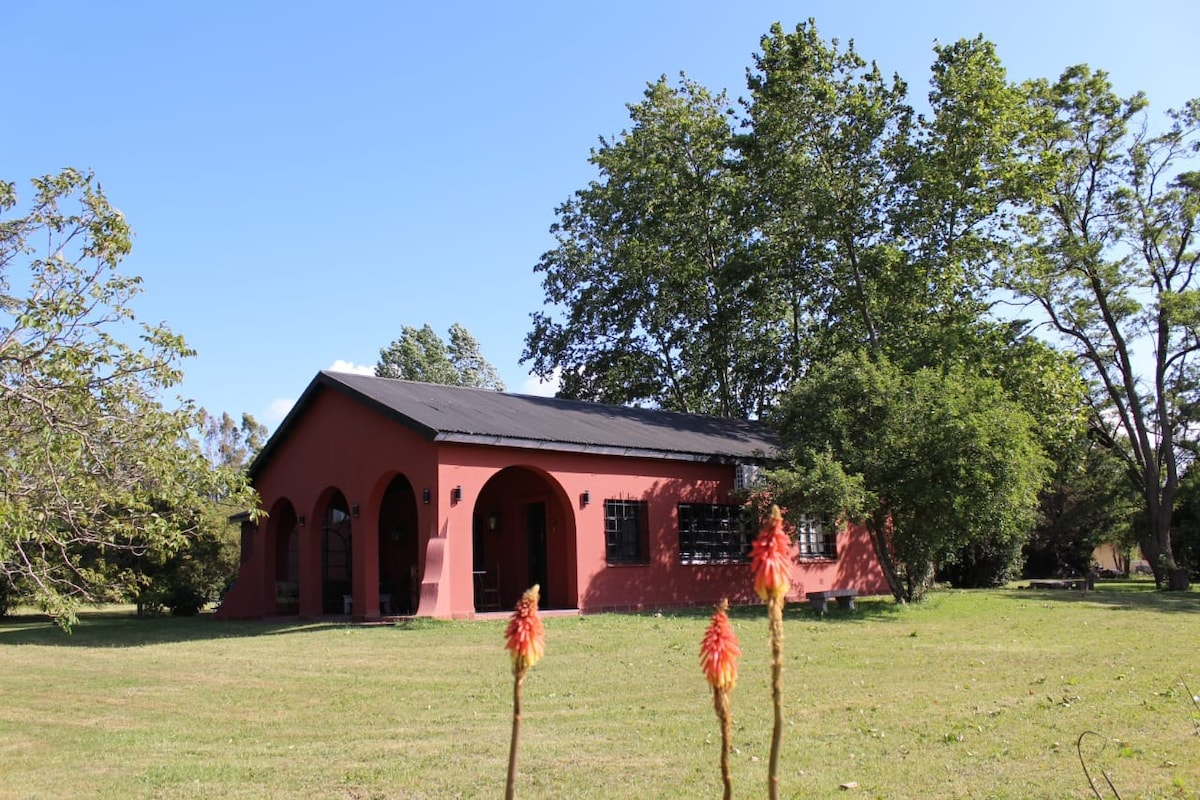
[320,491,352,614]
[377,474,420,615]
[473,466,577,611]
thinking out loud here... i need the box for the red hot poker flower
[504,584,545,676]
[699,599,741,691]
[751,505,791,602]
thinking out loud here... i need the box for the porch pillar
[298,504,322,617]
[351,501,380,619]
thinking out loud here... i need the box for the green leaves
[770,352,1049,601]
[0,169,259,625]
[524,74,772,416]
[1002,64,1200,583]
[376,322,505,390]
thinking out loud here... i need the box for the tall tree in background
[377,322,505,390]
[739,21,914,367]
[1002,68,1200,589]
[741,25,1044,371]
[524,76,780,416]
[0,169,257,625]
[201,409,267,470]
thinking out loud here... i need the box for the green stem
[505,672,524,800]
[768,597,784,800]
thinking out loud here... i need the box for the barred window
[795,514,837,559]
[678,503,751,564]
[605,499,649,564]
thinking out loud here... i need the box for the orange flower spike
[504,584,546,675]
[751,505,791,602]
[699,599,741,690]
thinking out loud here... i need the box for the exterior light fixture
[351,503,360,518]
[297,513,306,527]
[581,490,590,507]
[422,488,430,505]
[452,485,463,503]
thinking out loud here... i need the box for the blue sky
[6,1,1198,430]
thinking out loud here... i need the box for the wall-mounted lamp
[422,488,430,505]
[351,503,360,518]
[487,512,499,532]
[451,485,463,503]
[581,490,591,507]
[297,513,306,528]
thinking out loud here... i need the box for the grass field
[1,582,1197,799]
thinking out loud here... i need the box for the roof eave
[433,432,780,464]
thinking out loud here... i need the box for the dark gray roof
[251,371,780,477]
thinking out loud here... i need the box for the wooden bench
[807,588,857,614]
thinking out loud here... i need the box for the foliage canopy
[0,169,257,625]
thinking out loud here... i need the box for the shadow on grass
[1000,579,1200,614]
[0,609,446,648]
[650,595,908,625]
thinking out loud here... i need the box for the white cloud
[328,359,375,376]
[264,397,295,428]
[519,369,561,397]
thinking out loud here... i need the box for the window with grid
[604,499,649,564]
[795,513,837,559]
[677,503,751,564]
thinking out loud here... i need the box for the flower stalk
[700,598,741,799]
[751,505,791,800]
[503,584,545,800]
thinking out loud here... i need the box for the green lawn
[1,583,1197,799]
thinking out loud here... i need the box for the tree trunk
[865,515,906,603]
[1141,505,1183,590]
[1168,568,1190,591]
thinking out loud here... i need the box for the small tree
[770,352,1049,602]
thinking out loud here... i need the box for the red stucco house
[217,371,887,620]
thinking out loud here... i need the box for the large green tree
[526,24,1048,414]
[0,169,258,625]
[1002,68,1200,588]
[524,76,779,416]
[740,24,1044,372]
[377,322,505,391]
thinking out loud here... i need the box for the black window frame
[677,503,752,564]
[604,499,650,565]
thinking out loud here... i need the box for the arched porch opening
[269,498,300,615]
[473,466,577,612]
[377,474,420,615]
[320,491,352,614]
